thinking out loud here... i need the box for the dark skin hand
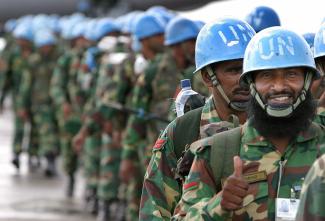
[220,156,249,211]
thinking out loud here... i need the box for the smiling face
[254,67,305,109]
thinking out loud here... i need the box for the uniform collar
[242,120,320,147]
[200,96,221,126]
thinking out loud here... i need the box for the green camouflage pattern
[314,107,325,126]
[140,97,228,220]
[172,121,325,220]
[50,48,83,175]
[18,51,60,156]
[296,153,325,221]
[0,47,36,155]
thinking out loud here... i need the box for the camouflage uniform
[18,50,59,157]
[0,47,38,156]
[122,50,181,220]
[315,107,325,126]
[50,48,84,176]
[296,153,325,221]
[139,97,231,220]
[172,121,325,220]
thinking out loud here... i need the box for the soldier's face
[213,59,250,104]
[254,68,305,108]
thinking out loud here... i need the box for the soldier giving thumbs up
[220,156,249,211]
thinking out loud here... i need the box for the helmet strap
[206,66,246,111]
[250,71,313,117]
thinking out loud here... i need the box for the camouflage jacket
[50,49,74,110]
[296,153,325,221]
[139,97,238,220]
[172,121,325,220]
[314,106,325,126]
[84,51,135,134]
[18,50,59,110]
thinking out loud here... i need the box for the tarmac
[0,105,96,221]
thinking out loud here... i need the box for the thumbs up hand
[220,156,249,211]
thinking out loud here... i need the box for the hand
[17,110,29,121]
[63,103,72,119]
[119,159,137,184]
[220,156,248,211]
[72,132,85,154]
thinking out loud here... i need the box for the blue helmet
[4,19,17,33]
[84,19,99,41]
[95,18,119,40]
[13,24,34,41]
[194,17,256,73]
[146,5,175,24]
[34,29,57,47]
[164,17,201,46]
[133,13,166,40]
[314,24,325,59]
[195,18,255,112]
[242,27,318,83]
[245,6,281,33]
[302,33,315,54]
[241,27,318,117]
[69,21,87,40]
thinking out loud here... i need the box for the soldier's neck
[213,96,247,125]
[267,136,291,154]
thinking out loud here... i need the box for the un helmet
[164,17,201,46]
[133,13,166,40]
[241,27,319,117]
[194,17,256,111]
[34,29,57,47]
[245,6,281,33]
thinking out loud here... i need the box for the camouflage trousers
[13,107,38,156]
[31,105,59,157]
[83,132,101,190]
[59,112,81,175]
[97,133,121,201]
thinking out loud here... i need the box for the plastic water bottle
[175,79,205,117]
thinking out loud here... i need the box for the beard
[247,91,317,138]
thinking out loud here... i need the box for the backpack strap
[173,106,203,159]
[210,126,242,191]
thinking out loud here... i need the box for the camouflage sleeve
[50,55,70,107]
[296,154,325,221]
[16,68,32,110]
[121,76,153,160]
[139,120,182,220]
[172,145,231,220]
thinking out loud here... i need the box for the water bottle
[175,79,205,117]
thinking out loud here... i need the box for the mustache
[232,87,249,95]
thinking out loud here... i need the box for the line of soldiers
[0,6,208,221]
[0,4,325,221]
[138,5,325,221]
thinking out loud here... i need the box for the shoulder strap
[173,106,203,159]
[210,126,242,191]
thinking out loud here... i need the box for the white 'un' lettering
[259,36,295,60]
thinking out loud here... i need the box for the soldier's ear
[200,70,214,87]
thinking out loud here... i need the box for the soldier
[296,153,325,221]
[173,27,324,220]
[139,18,256,220]
[295,24,325,221]
[163,16,208,113]
[50,19,88,196]
[245,6,281,33]
[0,22,36,170]
[17,29,60,176]
[118,12,172,220]
[311,25,325,125]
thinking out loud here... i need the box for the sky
[180,0,324,35]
